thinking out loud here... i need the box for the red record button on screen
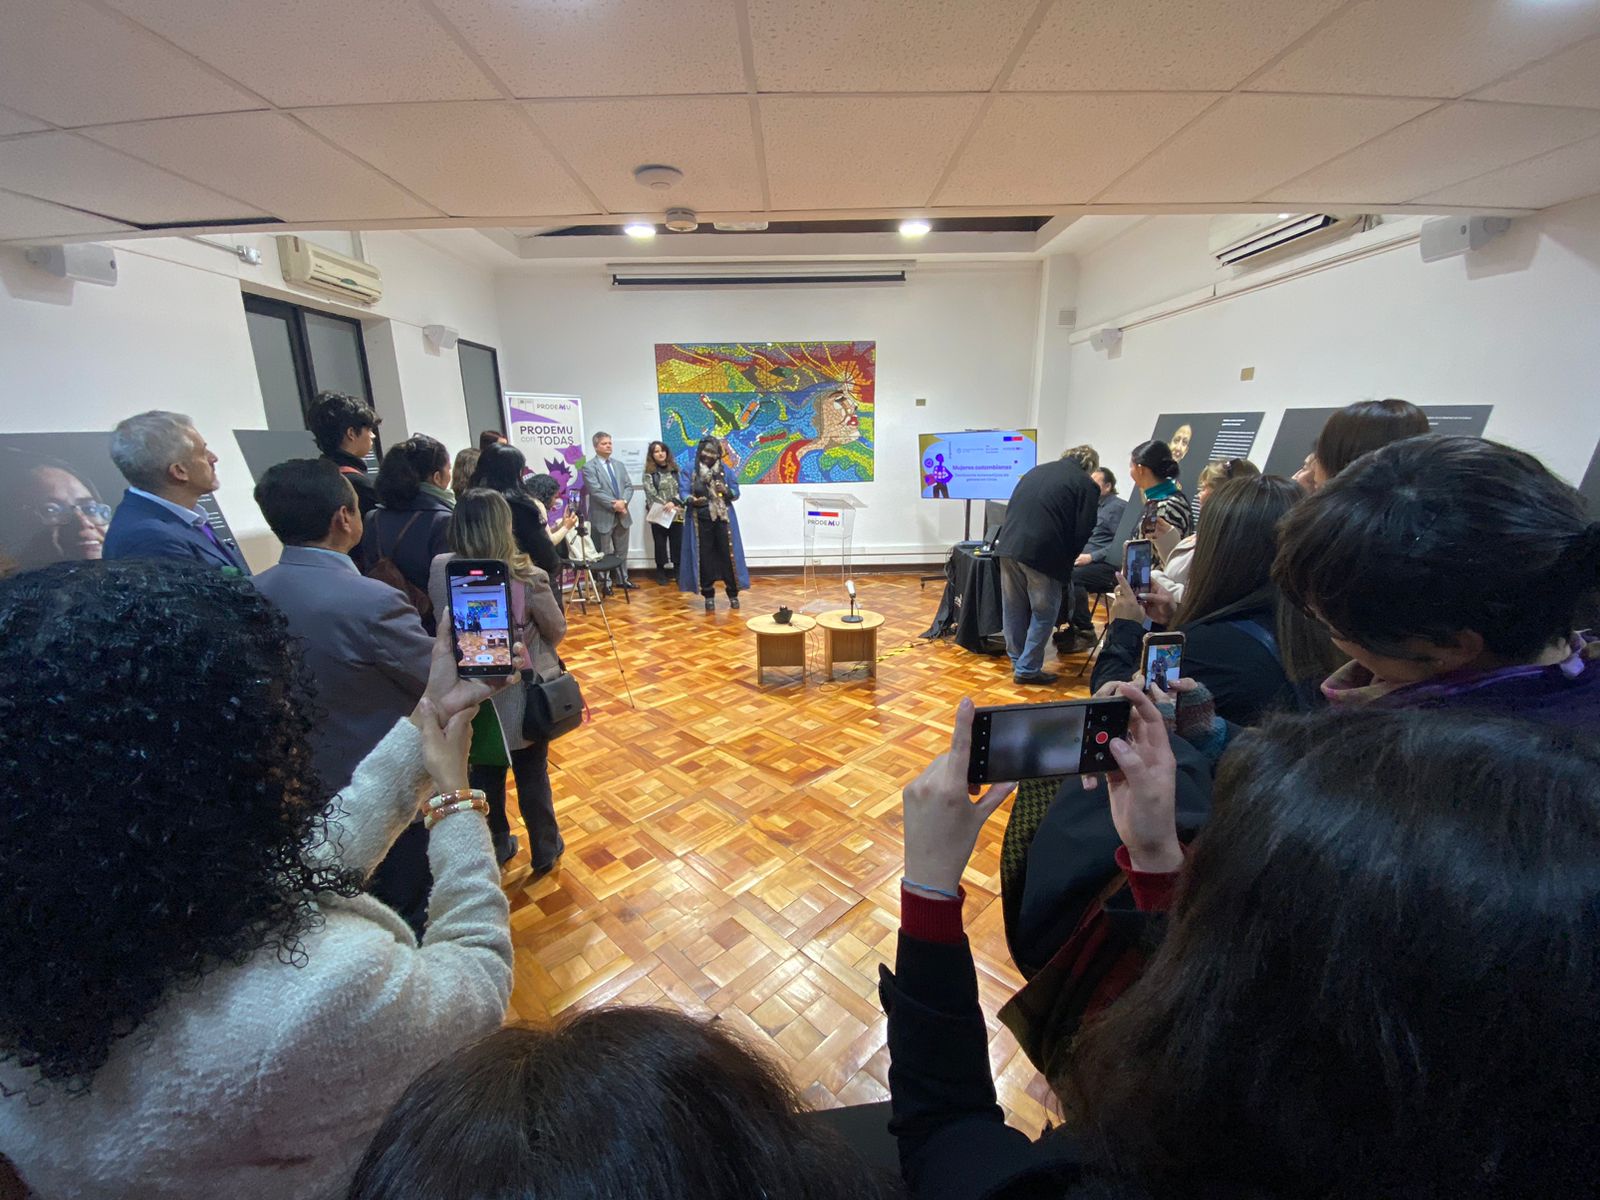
[1095,731,1109,745]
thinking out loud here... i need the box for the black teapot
[773,605,793,625]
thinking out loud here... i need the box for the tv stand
[920,499,975,587]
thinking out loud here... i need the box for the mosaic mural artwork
[655,341,875,485]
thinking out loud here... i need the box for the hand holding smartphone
[1141,631,1185,692]
[445,558,517,677]
[1123,538,1154,597]
[967,697,1132,785]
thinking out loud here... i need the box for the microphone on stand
[841,578,863,623]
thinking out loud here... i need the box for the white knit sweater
[0,720,514,1200]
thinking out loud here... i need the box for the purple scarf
[1322,634,1600,730]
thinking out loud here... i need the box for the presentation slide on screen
[918,429,1038,500]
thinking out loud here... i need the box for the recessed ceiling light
[899,219,932,237]
[623,222,656,239]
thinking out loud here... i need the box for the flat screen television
[918,429,1038,501]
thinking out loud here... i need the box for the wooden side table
[816,609,885,679]
[746,613,816,684]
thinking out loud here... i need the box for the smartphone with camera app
[967,697,1131,786]
[1123,538,1154,595]
[1141,631,1185,692]
[445,558,516,676]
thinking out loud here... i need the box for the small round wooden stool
[746,613,816,684]
[816,609,884,680]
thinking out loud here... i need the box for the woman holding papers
[643,441,685,586]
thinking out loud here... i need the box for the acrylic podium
[799,493,866,596]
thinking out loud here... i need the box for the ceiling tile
[296,102,594,217]
[1475,35,1600,109]
[107,0,498,107]
[1249,0,1600,98]
[0,132,264,224]
[0,107,50,137]
[1414,134,1600,209]
[85,112,439,221]
[0,0,262,127]
[936,93,1219,206]
[528,97,761,212]
[1261,101,1600,204]
[432,0,745,96]
[760,95,983,209]
[1006,0,1343,92]
[0,188,136,240]
[1099,94,1435,203]
[748,0,1038,92]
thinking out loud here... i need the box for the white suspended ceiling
[1,0,1600,242]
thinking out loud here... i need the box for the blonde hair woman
[429,489,567,874]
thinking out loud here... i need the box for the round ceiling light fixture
[664,207,700,233]
[623,221,656,238]
[633,164,684,190]
[899,218,932,237]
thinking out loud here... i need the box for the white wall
[492,263,1043,565]
[1043,197,1600,488]
[0,230,502,569]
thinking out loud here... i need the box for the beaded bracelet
[423,797,489,831]
[423,788,486,813]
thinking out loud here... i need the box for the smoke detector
[664,207,700,233]
[633,164,684,190]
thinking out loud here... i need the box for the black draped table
[920,543,1006,654]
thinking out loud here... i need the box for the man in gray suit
[581,430,634,589]
[252,458,435,936]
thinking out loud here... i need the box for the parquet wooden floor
[498,569,1096,1136]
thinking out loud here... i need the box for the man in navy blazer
[252,458,436,937]
[102,411,250,575]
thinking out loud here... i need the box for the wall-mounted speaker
[1419,216,1512,263]
[423,324,459,351]
[1089,327,1123,353]
[24,243,118,286]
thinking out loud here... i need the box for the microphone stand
[841,587,863,624]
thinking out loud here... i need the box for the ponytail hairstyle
[1131,440,1181,482]
[375,434,449,507]
[1275,435,1598,662]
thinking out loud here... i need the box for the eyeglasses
[37,500,112,526]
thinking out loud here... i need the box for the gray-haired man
[581,430,635,590]
[102,410,249,574]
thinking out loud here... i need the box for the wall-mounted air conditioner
[608,260,911,289]
[277,235,383,304]
[1208,214,1351,267]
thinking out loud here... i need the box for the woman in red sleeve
[881,690,1600,1199]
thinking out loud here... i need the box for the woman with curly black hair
[0,559,515,1200]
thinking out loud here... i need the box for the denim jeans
[998,557,1063,676]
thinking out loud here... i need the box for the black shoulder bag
[511,580,585,740]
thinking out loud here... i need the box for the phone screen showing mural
[446,559,514,676]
